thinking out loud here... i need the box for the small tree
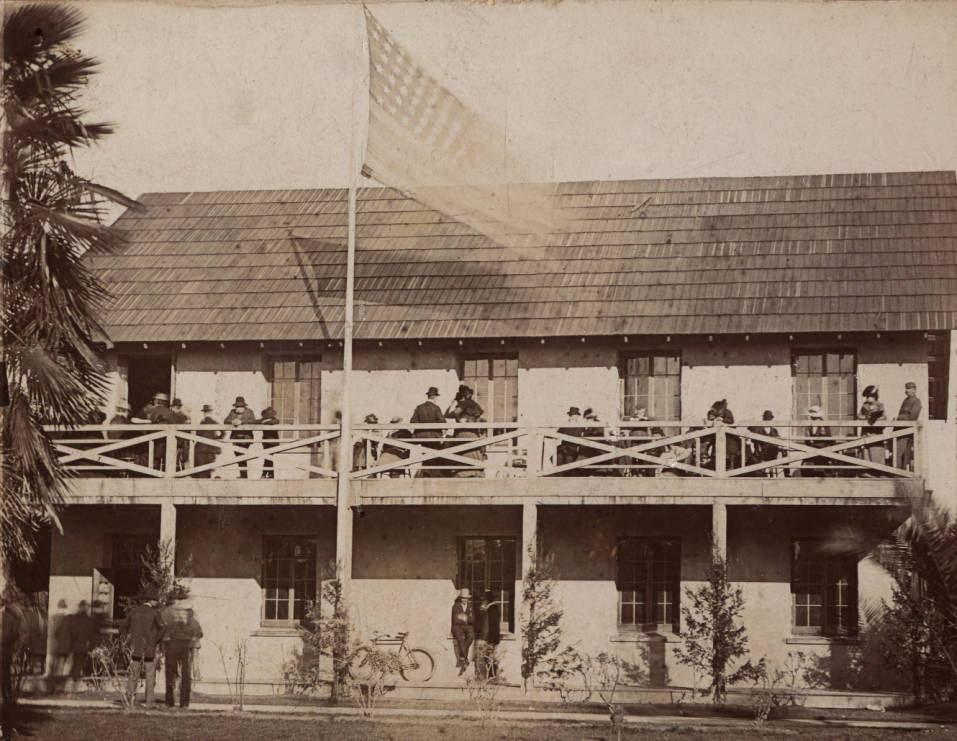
[520,544,563,692]
[675,544,762,702]
[298,560,354,704]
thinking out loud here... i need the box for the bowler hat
[762,410,774,421]
[426,386,440,397]
[566,406,580,416]
[171,398,183,407]
[905,381,917,389]
[233,396,247,408]
[153,392,170,403]
[201,404,214,413]
[364,413,379,424]
[261,407,277,418]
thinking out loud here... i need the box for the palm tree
[2,4,138,581]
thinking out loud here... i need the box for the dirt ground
[5,707,957,741]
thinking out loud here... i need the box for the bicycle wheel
[400,647,434,683]
[347,647,374,681]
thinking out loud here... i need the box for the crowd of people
[63,381,922,479]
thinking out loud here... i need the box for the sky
[68,0,957,213]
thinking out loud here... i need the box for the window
[791,539,857,636]
[617,537,680,631]
[792,351,856,419]
[620,353,681,420]
[262,536,317,625]
[926,333,950,420]
[462,356,518,424]
[269,356,322,429]
[457,536,516,633]
[111,534,153,619]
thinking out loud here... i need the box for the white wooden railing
[46,420,919,481]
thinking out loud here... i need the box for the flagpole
[335,6,364,601]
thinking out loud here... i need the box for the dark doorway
[127,355,172,416]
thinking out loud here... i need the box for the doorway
[126,355,172,416]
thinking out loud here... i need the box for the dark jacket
[485,602,502,645]
[897,396,922,421]
[450,599,472,631]
[141,403,176,424]
[225,407,256,440]
[197,415,222,456]
[121,604,165,658]
[411,401,445,438]
[260,415,280,447]
[161,607,203,644]
[67,611,98,653]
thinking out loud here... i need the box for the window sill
[252,627,303,638]
[786,635,860,646]
[610,632,683,643]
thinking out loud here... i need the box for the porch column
[711,502,727,563]
[160,502,177,564]
[521,502,537,577]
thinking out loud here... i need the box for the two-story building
[43,170,957,701]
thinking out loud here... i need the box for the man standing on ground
[450,589,473,676]
[121,588,165,708]
[895,382,922,471]
[161,600,203,709]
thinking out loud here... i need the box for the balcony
[47,420,923,506]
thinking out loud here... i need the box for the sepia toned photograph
[2,0,957,738]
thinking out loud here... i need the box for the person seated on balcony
[193,404,221,478]
[747,410,783,477]
[452,401,486,478]
[704,400,740,471]
[412,387,445,477]
[170,398,190,471]
[802,405,833,477]
[649,426,691,477]
[224,396,256,479]
[352,413,380,472]
[378,416,412,477]
[139,392,175,470]
[580,408,607,474]
[858,386,886,477]
[556,406,583,472]
[259,406,280,479]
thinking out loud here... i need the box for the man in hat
[803,405,832,477]
[411,387,445,477]
[259,406,280,479]
[352,413,379,472]
[556,407,583,471]
[194,404,222,478]
[224,396,256,479]
[895,382,922,471]
[140,392,175,470]
[160,598,203,708]
[747,410,782,475]
[121,587,165,708]
[450,589,474,676]
[170,399,190,471]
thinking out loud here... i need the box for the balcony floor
[63,475,922,506]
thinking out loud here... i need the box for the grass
[4,707,957,741]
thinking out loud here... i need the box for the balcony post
[715,427,726,476]
[711,502,727,563]
[164,427,177,476]
[526,430,541,477]
[160,502,177,565]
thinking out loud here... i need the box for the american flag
[363,7,564,247]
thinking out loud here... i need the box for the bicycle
[348,631,435,683]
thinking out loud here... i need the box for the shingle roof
[90,170,957,342]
